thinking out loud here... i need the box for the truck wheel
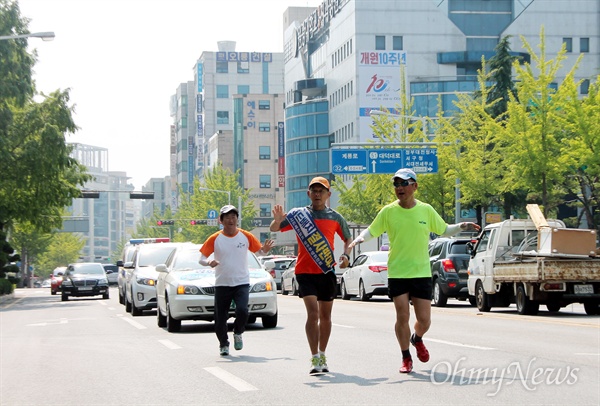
[516,285,539,315]
[433,279,448,307]
[475,281,491,312]
[584,302,599,315]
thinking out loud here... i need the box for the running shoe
[219,345,229,356]
[309,356,322,375]
[319,354,329,373]
[399,357,413,373]
[234,334,243,351]
[410,334,430,362]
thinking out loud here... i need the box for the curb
[0,292,15,305]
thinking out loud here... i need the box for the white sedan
[155,244,278,332]
[340,251,389,301]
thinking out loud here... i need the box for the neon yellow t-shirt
[368,200,447,279]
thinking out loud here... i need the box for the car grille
[73,279,97,287]
[200,287,216,295]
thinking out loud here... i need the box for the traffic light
[157,220,174,226]
[190,219,207,225]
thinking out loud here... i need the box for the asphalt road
[1,287,599,405]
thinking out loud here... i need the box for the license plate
[78,287,92,291]
[574,285,594,294]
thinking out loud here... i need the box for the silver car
[124,242,182,316]
[155,244,278,332]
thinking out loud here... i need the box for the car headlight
[62,280,72,287]
[250,281,273,293]
[177,285,201,295]
[98,279,109,286]
[136,277,156,286]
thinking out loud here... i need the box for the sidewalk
[0,291,16,305]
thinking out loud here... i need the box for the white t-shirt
[200,229,262,287]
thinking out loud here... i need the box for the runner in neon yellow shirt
[346,168,479,374]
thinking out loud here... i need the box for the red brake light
[368,265,387,273]
[441,259,456,272]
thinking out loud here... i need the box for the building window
[237,85,250,95]
[179,117,187,128]
[393,36,403,50]
[259,175,271,188]
[217,111,229,124]
[216,85,228,98]
[237,61,249,74]
[259,146,270,159]
[259,122,271,132]
[259,203,271,217]
[580,38,589,53]
[581,79,590,95]
[216,61,228,73]
[563,37,573,53]
[375,35,385,50]
[259,100,271,110]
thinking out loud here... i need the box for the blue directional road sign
[331,148,438,175]
[207,209,218,219]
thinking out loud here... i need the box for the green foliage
[0,278,14,295]
[35,233,85,277]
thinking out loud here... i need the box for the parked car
[263,256,296,290]
[50,267,66,295]
[155,243,278,332]
[102,264,119,285]
[428,237,475,307]
[41,279,51,288]
[60,263,110,301]
[117,237,171,305]
[124,242,182,316]
[340,251,389,301]
[280,259,298,295]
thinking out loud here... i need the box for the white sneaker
[309,356,322,375]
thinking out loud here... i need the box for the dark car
[428,237,475,307]
[60,263,110,301]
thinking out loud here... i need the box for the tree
[503,28,584,218]
[35,233,85,278]
[0,1,91,284]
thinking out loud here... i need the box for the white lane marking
[427,338,495,350]
[333,323,355,328]
[158,339,181,350]
[117,314,146,329]
[204,367,258,392]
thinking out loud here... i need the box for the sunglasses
[393,179,415,187]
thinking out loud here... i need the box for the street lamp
[0,31,55,41]
[369,109,427,139]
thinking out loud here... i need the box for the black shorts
[296,272,337,301]
[388,277,432,300]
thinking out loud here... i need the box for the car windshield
[138,245,178,266]
[449,242,468,254]
[72,265,104,275]
[274,260,294,270]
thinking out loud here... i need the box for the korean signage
[358,50,407,142]
[294,0,347,57]
[197,114,203,136]
[330,148,438,175]
[246,100,256,128]
[216,52,273,63]
[278,122,285,187]
[197,63,203,93]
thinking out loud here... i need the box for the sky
[18,0,321,189]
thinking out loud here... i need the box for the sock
[312,354,319,359]
[319,351,325,357]
[402,349,411,359]
[412,333,422,343]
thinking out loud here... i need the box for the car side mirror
[116,260,123,267]
[156,264,167,273]
[124,261,134,269]
[264,260,275,270]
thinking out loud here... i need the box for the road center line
[117,314,147,329]
[204,367,258,392]
[333,323,355,328]
[427,338,495,350]
[158,339,181,350]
